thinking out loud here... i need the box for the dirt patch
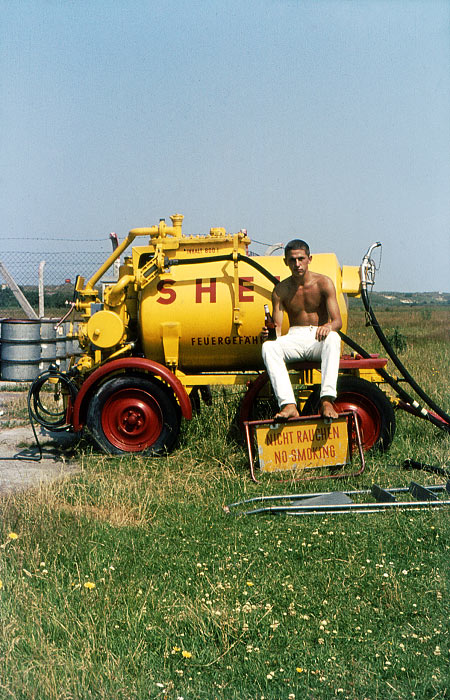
[0,383,77,493]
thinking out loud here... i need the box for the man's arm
[316,277,342,341]
[271,286,284,336]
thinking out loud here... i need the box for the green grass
[1,308,449,700]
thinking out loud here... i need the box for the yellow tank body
[135,221,359,372]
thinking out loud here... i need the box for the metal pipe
[106,274,135,307]
[243,497,450,516]
[225,483,447,510]
[85,230,141,291]
[38,260,46,318]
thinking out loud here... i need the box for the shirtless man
[261,239,342,421]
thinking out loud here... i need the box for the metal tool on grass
[225,481,450,516]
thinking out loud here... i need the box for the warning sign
[256,417,350,473]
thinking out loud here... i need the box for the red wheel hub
[101,388,163,452]
[335,393,381,450]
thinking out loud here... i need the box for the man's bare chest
[282,285,323,313]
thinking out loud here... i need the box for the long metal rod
[226,483,447,510]
[242,498,450,516]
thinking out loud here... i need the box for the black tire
[302,375,396,452]
[189,385,213,414]
[86,374,181,456]
[239,373,277,427]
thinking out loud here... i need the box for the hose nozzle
[361,241,382,289]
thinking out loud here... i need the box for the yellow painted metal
[105,274,135,307]
[177,373,259,387]
[161,322,181,368]
[87,310,125,349]
[341,265,361,296]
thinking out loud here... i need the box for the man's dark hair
[284,239,311,257]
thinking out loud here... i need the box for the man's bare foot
[274,403,300,421]
[320,397,339,421]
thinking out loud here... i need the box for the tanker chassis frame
[65,357,394,457]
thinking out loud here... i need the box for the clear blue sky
[1,0,449,292]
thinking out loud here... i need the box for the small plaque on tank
[256,417,350,472]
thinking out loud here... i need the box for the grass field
[1,307,449,700]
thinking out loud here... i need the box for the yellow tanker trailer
[37,214,396,455]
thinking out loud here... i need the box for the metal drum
[39,318,70,371]
[40,318,58,362]
[0,319,42,381]
[55,322,67,371]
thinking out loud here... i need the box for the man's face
[284,248,312,277]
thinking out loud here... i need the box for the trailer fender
[71,357,192,431]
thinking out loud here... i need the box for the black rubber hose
[0,394,43,462]
[403,458,450,479]
[339,331,449,433]
[0,370,78,463]
[28,369,78,432]
[360,284,450,426]
[167,253,280,285]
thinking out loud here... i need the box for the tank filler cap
[210,227,226,237]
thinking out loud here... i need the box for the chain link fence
[0,249,120,315]
[1,250,115,287]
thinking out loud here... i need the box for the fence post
[38,260,46,318]
[0,260,39,319]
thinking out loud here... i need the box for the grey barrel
[0,319,42,381]
[40,318,69,371]
[40,318,58,362]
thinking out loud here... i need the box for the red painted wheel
[86,375,180,455]
[303,375,396,452]
[101,388,164,451]
[334,393,381,450]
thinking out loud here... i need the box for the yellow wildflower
[84,581,96,590]
[182,650,192,658]
[8,532,18,540]
[296,667,304,673]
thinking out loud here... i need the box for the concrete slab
[0,426,80,494]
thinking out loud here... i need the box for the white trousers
[261,326,341,408]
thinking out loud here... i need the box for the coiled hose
[28,367,78,431]
[0,368,79,462]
